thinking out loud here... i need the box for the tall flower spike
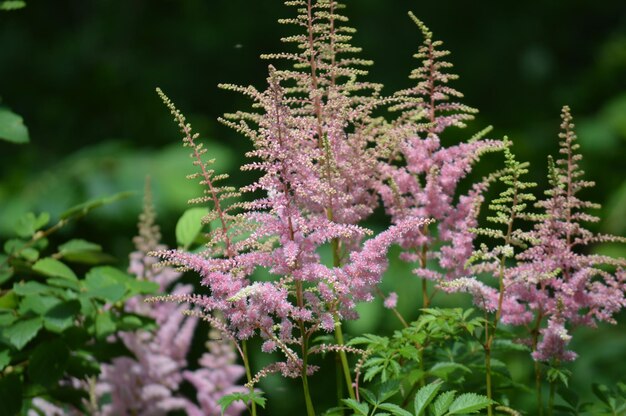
[389,12,478,135]
[157,88,240,259]
[510,106,626,362]
[377,15,502,305]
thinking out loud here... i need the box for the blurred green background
[1,1,625,414]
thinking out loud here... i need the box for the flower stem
[242,340,258,416]
[301,334,316,416]
[334,317,356,400]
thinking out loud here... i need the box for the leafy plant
[0,193,157,414]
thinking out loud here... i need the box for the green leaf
[32,258,77,281]
[446,393,492,415]
[0,349,11,372]
[341,399,369,415]
[84,267,129,302]
[20,247,39,262]
[12,281,54,296]
[378,403,412,416]
[47,277,80,291]
[44,300,81,333]
[176,207,209,249]
[377,379,401,403]
[28,339,69,387]
[4,317,42,350]
[58,239,115,265]
[0,373,23,416]
[18,295,60,315]
[0,291,18,310]
[95,312,116,339]
[218,391,266,415]
[60,191,133,220]
[66,350,100,379]
[0,108,29,143]
[433,391,456,416]
[429,362,471,379]
[414,379,443,416]
[0,312,16,326]
[13,212,49,238]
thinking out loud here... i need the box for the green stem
[535,360,544,416]
[242,341,258,416]
[334,317,356,400]
[301,334,316,416]
[548,380,555,416]
[484,309,493,416]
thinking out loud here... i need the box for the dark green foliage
[0,196,157,414]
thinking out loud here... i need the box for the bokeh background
[1,1,625,414]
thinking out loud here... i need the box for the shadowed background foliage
[1,1,625,414]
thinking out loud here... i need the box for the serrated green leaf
[378,403,412,416]
[28,338,69,387]
[60,191,133,220]
[218,391,266,415]
[433,391,456,416]
[342,398,369,415]
[0,312,16,326]
[32,258,77,281]
[44,300,80,333]
[414,380,443,416]
[176,207,209,249]
[445,393,492,415]
[18,295,60,315]
[0,373,23,416]
[13,212,49,238]
[12,281,53,296]
[4,317,42,349]
[0,108,29,143]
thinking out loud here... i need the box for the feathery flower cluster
[445,108,626,362]
[376,13,503,294]
[98,183,245,416]
[509,107,626,362]
[154,0,431,385]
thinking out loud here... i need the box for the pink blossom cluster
[155,0,432,381]
[376,13,503,285]
[97,189,246,416]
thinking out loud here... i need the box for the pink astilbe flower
[507,106,626,362]
[377,13,503,298]
[98,182,245,416]
[154,0,431,387]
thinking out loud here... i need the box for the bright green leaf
[0,108,29,143]
[13,212,49,238]
[414,379,443,416]
[32,258,77,281]
[342,398,369,415]
[175,207,208,249]
[446,393,492,415]
[378,403,412,416]
[433,391,456,416]
[4,317,43,350]
[218,391,266,416]
[95,312,116,339]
